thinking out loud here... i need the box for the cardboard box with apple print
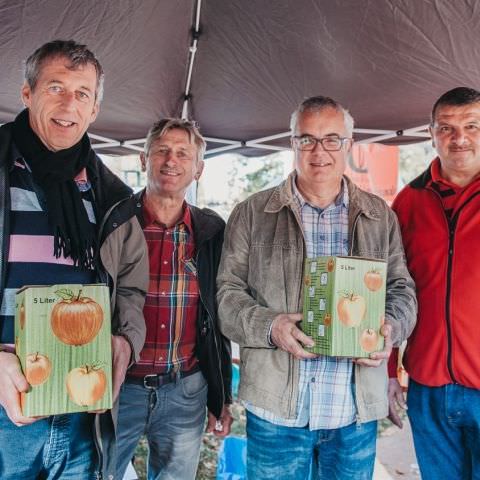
[302,256,386,357]
[15,284,112,416]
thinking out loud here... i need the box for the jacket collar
[265,171,381,220]
[134,188,224,246]
[190,204,224,246]
[409,161,433,189]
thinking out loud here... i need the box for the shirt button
[163,260,168,265]
[311,377,315,383]
[159,356,163,360]
[160,324,165,329]
[161,291,166,295]
[112,222,118,228]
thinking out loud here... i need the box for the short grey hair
[24,39,104,103]
[290,96,354,137]
[144,118,206,162]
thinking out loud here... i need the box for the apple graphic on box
[337,293,366,327]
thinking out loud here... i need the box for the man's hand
[111,335,132,402]
[0,351,40,426]
[206,405,233,437]
[388,377,407,428]
[270,313,317,360]
[354,323,392,367]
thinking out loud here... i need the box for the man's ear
[21,83,32,108]
[195,160,205,181]
[90,102,100,123]
[346,138,353,153]
[140,152,147,172]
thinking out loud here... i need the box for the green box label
[302,256,386,357]
[15,284,113,416]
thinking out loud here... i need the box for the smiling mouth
[52,119,76,128]
[310,161,332,167]
[160,170,180,176]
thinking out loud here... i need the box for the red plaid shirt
[128,198,199,377]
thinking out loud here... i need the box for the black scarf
[12,109,97,269]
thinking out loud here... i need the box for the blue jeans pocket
[181,371,207,398]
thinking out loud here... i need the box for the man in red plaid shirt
[115,118,233,480]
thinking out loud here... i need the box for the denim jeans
[407,379,480,479]
[116,371,208,480]
[246,411,377,480]
[0,407,97,480]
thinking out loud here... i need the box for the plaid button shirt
[128,199,199,377]
[247,177,356,429]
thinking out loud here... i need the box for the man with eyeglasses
[217,96,416,479]
[115,118,233,480]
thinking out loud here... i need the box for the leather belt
[126,366,200,389]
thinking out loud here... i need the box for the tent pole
[182,0,202,120]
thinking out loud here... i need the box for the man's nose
[311,139,327,153]
[451,129,467,144]
[164,153,177,165]
[60,91,76,110]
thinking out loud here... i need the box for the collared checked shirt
[128,198,199,377]
[247,176,356,430]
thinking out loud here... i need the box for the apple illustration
[25,352,52,386]
[66,365,107,407]
[364,270,383,292]
[327,258,335,272]
[19,303,25,330]
[51,289,103,346]
[359,328,379,352]
[337,292,366,327]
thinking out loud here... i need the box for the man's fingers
[388,411,403,429]
[354,357,383,367]
[394,389,407,409]
[291,327,314,348]
[380,323,392,338]
[287,339,317,360]
[11,374,30,394]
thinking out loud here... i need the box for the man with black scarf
[0,40,148,479]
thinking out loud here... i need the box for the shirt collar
[292,174,349,211]
[142,196,193,232]
[429,157,460,190]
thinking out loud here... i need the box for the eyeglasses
[292,135,351,152]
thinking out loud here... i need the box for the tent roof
[1,0,478,156]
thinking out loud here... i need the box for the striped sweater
[0,155,96,346]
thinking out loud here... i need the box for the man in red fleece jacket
[389,87,480,479]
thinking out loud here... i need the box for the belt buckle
[143,374,158,389]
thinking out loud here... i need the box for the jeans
[116,371,208,480]
[246,411,377,480]
[407,379,480,480]
[0,407,97,480]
